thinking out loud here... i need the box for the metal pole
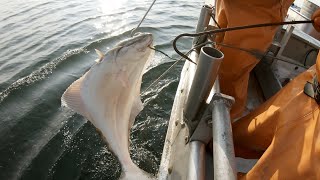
[193,5,213,46]
[211,93,236,180]
[184,4,213,125]
[185,5,216,180]
[187,141,206,180]
[184,47,224,125]
[185,47,224,180]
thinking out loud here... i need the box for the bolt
[185,136,189,144]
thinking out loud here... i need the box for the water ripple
[0,0,201,178]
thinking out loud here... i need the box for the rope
[131,0,157,36]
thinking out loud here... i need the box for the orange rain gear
[233,52,320,179]
[214,1,320,178]
[312,9,320,32]
[215,0,294,119]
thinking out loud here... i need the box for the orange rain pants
[215,0,294,119]
[233,53,320,179]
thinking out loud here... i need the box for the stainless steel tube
[211,93,236,180]
[193,5,213,46]
[187,141,206,180]
[184,47,224,126]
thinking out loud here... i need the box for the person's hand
[312,9,320,32]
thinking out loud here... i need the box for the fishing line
[131,4,314,92]
[148,46,181,61]
[173,20,314,62]
[131,0,157,36]
[145,38,309,94]
[142,49,191,94]
[210,14,221,29]
[142,58,182,94]
[143,42,212,93]
[141,10,314,92]
[192,13,221,48]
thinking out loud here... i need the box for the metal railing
[184,5,236,180]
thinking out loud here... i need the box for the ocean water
[0,0,202,179]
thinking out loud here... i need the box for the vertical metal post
[186,5,217,180]
[185,47,224,125]
[186,47,224,180]
[277,25,294,57]
[193,5,213,46]
[211,93,236,180]
[187,141,206,180]
[272,25,294,67]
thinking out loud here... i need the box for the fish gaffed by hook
[61,33,154,180]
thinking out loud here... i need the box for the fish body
[61,33,154,179]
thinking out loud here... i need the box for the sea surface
[0,0,202,179]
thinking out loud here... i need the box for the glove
[312,8,320,32]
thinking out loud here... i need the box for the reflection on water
[0,0,202,179]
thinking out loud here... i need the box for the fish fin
[129,96,143,128]
[95,49,105,63]
[61,75,88,117]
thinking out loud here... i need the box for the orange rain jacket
[215,0,294,119]
[215,1,320,179]
[233,52,320,179]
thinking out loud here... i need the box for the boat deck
[158,12,320,180]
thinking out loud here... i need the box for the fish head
[112,32,153,64]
